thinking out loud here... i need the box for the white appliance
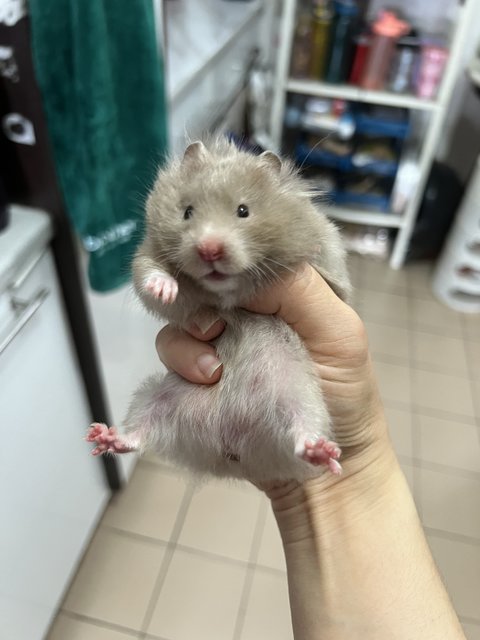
[0,206,110,639]
[432,47,480,312]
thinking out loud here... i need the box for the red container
[349,33,371,84]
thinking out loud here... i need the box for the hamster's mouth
[204,270,230,282]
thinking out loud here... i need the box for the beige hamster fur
[87,137,352,484]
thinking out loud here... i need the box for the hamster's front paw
[295,436,342,475]
[144,271,178,304]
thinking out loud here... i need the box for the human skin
[156,264,466,640]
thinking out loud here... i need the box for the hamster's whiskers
[263,257,296,275]
[155,247,178,263]
[248,261,280,286]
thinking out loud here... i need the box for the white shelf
[271,0,477,268]
[165,0,263,104]
[286,79,439,111]
[325,205,404,229]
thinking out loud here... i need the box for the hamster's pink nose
[197,240,225,262]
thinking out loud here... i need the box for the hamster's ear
[182,141,207,167]
[260,150,282,173]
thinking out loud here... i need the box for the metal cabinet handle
[0,288,50,356]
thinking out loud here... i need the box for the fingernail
[197,353,222,378]
[192,315,220,334]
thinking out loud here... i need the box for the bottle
[388,32,420,93]
[416,44,448,99]
[290,11,314,79]
[310,0,333,80]
[325,1,359,84]
[349,32,371,84]
[359,10,410,90]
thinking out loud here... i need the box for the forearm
[271,431,465,640]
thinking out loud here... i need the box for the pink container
[416,45,449,99]
[359,11,410,90]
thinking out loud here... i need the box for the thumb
[243,264,352,348]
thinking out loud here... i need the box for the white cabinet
[0,210,110,640]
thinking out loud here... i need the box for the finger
[156,325,223,384]
[186,318,225,342]
[243,264,356,347]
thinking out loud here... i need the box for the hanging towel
[29,0,168,292]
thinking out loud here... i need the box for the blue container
[325,1,359,83]
[354,111,410,139]
[295,140,398,177]
[332,190,391,211]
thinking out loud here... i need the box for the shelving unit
[286,79,439,111]
[270,0,479,268]
[325,206,404,228]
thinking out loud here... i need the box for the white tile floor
[47,255,480,640]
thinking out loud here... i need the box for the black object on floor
[406,162,464,261]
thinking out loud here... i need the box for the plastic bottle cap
[373,10,410,38]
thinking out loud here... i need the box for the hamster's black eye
[183,205,194,220]
[237,204,249,218]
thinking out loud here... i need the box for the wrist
[269,417,400,547]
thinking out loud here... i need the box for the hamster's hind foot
[295,436,342,475]
[86,423,140,456]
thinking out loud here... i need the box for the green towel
[29,0,168,292]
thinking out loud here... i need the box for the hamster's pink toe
[144,273,178,304]
[297,436,342,474]
[86,422,108,442]
[86,423,131,455]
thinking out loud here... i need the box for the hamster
[86,137,352,484]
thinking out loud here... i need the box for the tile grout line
[410,403,477,426]
[173,541,257,569]
[458,615,480,627]
[397,450,480,483]
[58,609,142,638]
[248,499,269,565]
[459,313,480,436]
[407,402,477,427]
[405,456,480,482]
[100,525,170,548]
[423,525,480,548]
[363,303,468,338]
[369,336,474,384]
[406,279,423,519]
[232,499,269,640]
[101,520,273,571]
[232,566,257,640]
[139,482,196,638]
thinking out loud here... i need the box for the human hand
[156,269,465,640]
[155,265,390,493]
[155,318,225,385]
